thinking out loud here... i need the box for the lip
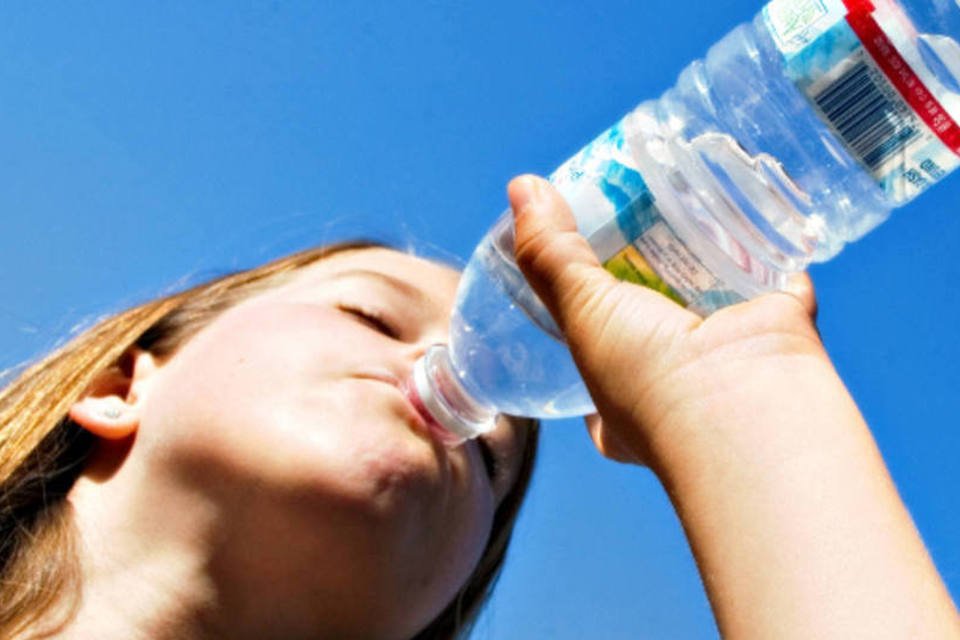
[400,375,465,448]
[355,369,463,447]
[354,369,402,388]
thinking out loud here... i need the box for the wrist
[640,346,846,484]
[635,348,958,638]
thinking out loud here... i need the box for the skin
[509,174,960,639]
[54,175,959,639]
[64,248,529,640]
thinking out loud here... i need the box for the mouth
[355,370,464,448]
[400,376,466,448]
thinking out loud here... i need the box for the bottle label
[763,0,960,204]
[551,121,746,314]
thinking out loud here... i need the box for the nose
[402,338,443,366]
[395,333,450,394]
[402,318,451,364]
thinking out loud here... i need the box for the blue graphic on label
[549,121,746,314]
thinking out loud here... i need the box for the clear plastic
[412,0,960,440]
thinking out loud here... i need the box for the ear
[68,349,161,440]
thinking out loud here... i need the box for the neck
[42,430,235,640]
[54,441,352,640]
[60,460,219,640]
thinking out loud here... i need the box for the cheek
[143,366,438,504]
[133,300,500,629]
[425,447,496,585]
[389,452,495,636]
[139,326,461,519]
[140,363,500,639]
[136,306,381,479]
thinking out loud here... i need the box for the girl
[1,175,956,638]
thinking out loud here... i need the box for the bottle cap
[410,345,496,444]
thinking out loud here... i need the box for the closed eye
[338,305,401,340]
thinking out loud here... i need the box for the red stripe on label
[843,0,875,12]
[843,6,960,157]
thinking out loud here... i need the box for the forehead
[280,247,461,308]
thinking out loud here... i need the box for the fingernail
[510,175,543,213]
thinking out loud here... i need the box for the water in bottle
[409,0,960,442]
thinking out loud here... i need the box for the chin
[303,425,448,523]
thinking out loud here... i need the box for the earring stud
[102,407,123,420]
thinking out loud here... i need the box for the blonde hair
[0,242,538,639]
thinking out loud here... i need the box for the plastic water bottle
[409,0,960,442]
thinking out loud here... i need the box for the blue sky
[1,2,957,637]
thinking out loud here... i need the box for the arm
[508,174,960,639]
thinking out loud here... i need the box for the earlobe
[68,348,160,440]
[69,395,139,440]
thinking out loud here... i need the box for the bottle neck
[409,345,497,443]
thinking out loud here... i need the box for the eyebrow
[330,268,435,309]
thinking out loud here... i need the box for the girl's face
[130,248,530,638]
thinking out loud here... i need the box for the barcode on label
[813,59,920,172]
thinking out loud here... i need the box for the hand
[510,174,960,637]
[509,174,823,468]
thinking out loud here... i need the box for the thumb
[508,175,616,336]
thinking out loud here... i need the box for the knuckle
[512,228,551,276]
